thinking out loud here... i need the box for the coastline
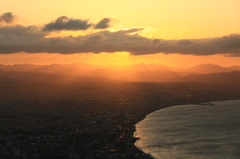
[1,79,240,158]
[129,102,200,159]
[130,98,240,159]
[128,103,175,159]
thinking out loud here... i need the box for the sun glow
[1,52,240,68]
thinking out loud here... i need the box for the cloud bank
[1,12,240,56]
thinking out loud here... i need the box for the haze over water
[135,100,240,159]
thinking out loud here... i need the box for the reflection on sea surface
[135,100,240,159]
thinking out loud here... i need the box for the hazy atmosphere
[1,0,240,67]
[1,1,240,159]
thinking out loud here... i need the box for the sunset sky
[0,0,240,67]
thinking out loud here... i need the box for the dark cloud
[213,34,240,49]
[95,18,113,29]
[1,24,240,56]
[42,16,92,31]
[0,25,47,38]
[0,12,16,24]
[177,39,193,45]
[152,39,161,46]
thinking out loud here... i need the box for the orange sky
[0,0,240,67]
[0,52,239,68]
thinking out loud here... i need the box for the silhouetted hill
[0,64,180,82]
[229,65,240,71]
[135,70,180,82]
[177,71,240,84]
[187,64,234,74]
[1,63,240,82]
[131,63,171,72]
[0,70,111,84]
[0,64,41,72]
[0,75,19,84]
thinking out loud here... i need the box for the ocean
[134,100,240,159]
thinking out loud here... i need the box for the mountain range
[0,63,240,83]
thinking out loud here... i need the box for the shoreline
[127,103,176,159]
[129,98,240,159]
[1,80,240,158]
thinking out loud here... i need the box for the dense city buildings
[1,78,240,158]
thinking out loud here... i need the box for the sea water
[134,100,240,159]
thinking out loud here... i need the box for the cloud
[177,39,193,45]
[43,16,114,31]
[0,12,16,24]
[0,25,47,38]
[42,16,92,31]
[1,24,240,56]
[95,18,113,29]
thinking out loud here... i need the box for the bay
[134,100,240,159]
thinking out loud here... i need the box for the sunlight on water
[135,100,240,159]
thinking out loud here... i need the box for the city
[1,79,240,158]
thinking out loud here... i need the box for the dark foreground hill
[1,69,240,158]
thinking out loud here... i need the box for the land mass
[1,63,240,82]
[0,69,240,158]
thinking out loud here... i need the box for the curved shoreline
[132,99,240,159]
[129,103,177,159]
[131,102,202,159]
[131,102,181,158]
[134,137,158,159]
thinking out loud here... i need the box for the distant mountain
[0,63,180,82]
[130,63,171,72]
[0,70,110,84]
[135,70,180,82]
[187,64,234,74]
[0,64,41,72]
[1,63,239,82]
[229,65,240,71]
[177,71,240,84]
